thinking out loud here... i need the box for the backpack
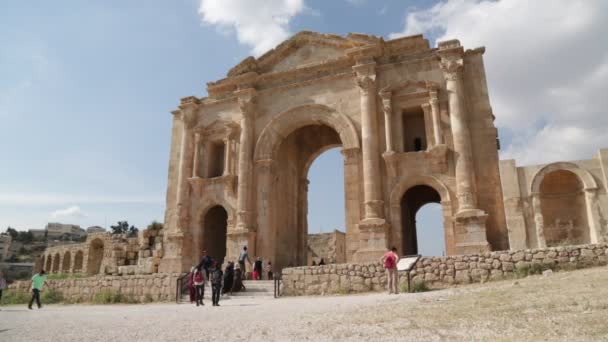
[210,269,222,285]
[384,253,396,269]
[194,271,203,284]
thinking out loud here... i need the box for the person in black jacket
[209,261,223,306]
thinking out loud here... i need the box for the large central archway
[254,104,360,269]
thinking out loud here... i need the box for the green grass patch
[400,280,432,293]
[41,288,64,304]
[47,273,87,280]
[92,290,138,304]
[0,291,30,305]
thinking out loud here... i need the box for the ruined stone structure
[500,151,608,250]
[307,230,346,265]
[37,229,164,276]
[159,31,607,273]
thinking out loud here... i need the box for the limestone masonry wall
[281,243,608,296]
[9,273,179,303]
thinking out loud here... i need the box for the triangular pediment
[227,31,381,77]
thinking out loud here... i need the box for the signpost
[397,255,421,293]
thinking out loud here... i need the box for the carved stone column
[192,131,201,178]
[223,137,230,176]
[429,87,444,145]
[438,40,489,254]
[354,62,384,221]
[353,60,389,262]
[235,91,255,231]
[531,193,547,248]
[380,91,393,153]
[231,88,257,256]
[440,56,476,211]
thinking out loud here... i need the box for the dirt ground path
[1,266,607,341]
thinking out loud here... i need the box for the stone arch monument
[158,31,512,272]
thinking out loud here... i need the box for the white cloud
[199,0,307,56]
[390,0,608,165]
[50,206,85,220]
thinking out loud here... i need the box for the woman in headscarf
[222,262,234,294]
[231,262,246,294]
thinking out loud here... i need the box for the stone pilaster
[192,131,201,178]
[159,98,199,273]
[531,193,547,248]
[438,40,489,254]
[584,188,604,243]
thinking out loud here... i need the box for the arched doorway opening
[540,169,590,246]
[74,250,84,273]
[52,253,60,273]
[400,185,444,255]
[269,124,343,268]
[201,205,228,264]
[415,203,446,256]
[62,251,71,272]
[87,239,104,275]
[45,255,52,272]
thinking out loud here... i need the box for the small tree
[110,221,138,237]
[5,227,18,239]
[146,221,163,231]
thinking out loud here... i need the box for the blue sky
[2,1,606,256]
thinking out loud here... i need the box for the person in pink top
[381,247,400,294]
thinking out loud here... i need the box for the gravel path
[2,267,607,341]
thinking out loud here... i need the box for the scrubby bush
[92,290,137,304]
[400,280,431,293]
[41,288,64,304]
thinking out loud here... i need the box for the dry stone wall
[8,273,179,303]
[281,243,608,296]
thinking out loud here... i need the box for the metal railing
[175,273,189,303]
[273,272,282,298]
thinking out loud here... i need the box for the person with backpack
[193,267,207,306]
[198,250,213,279]
[381,247,400,294]
[209,260,223,306]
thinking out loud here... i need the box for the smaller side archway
[87,239,105,275]
[530,162,600,246]
[52,253,60,273]
[45,255,52,272]
[62,251,71,272]
[73,250,84,273]
[390,175,454,255]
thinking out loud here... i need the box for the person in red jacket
[193,267,207,306]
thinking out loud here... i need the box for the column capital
[439,57,464,81]
[381,96,392,114]
[356,75,376,92]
